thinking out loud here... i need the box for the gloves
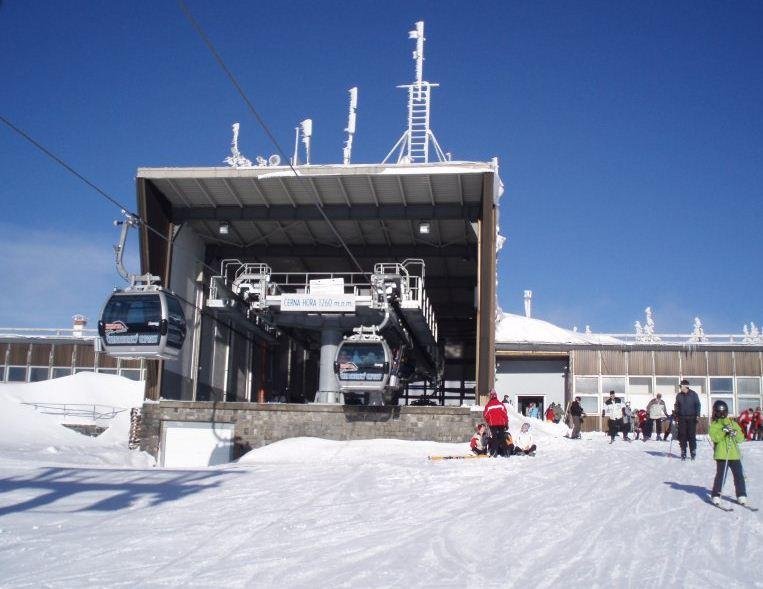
[722,426,736,437]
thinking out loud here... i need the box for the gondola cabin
[98,289,187,359]
[334,338,393,394]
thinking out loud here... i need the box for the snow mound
[1,371,144,408]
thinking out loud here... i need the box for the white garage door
[160,421,234,468]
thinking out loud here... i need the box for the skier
[568,396,585,439]
[513,422,537,456]
[635,408,648,441]
[470,423,488,456]
[545,405,555,422]
[754,407,763,441]
[602,390,623,444]
[738,408,754,440]
[646,393,669,441]
[621,402,634,441]
[483,390,510,457]
[708,400,747,507]
[675,379,701,460]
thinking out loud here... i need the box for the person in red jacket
[754,407,762,441]
[483,389,510,457]
[738,408,753,441]
[545,405,555,422]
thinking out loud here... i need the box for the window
[628,377,653,411]
[75,368,94,374]
[579,396,599,414]
[7,366,26,382]
[97,368,118,375]
[120,369,142,381]
[655,377,678,411]
[737,377,761,397]
[709,378,733,394]
[0,366,4,382]
[52,367,72,379]
[29,367,50,382]
[575,377,598,395]
[601,377,626,397]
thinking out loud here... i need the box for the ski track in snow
[0,436,761,588]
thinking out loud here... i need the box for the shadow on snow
[0,466,241,516]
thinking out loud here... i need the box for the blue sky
[1,1,761,333]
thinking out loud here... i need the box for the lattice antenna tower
[383,21,447,164]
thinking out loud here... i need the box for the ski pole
[668,436,673,458]
[720,434,730,498]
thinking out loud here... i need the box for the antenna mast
[343,87,358,165]
[383,20,447,164]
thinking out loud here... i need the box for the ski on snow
[707,500,733,512]
[739,504,759,512]
[428,454,490,461]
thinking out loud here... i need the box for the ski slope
[0,377,760,587]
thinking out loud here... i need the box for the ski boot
[738,496,747,506]
[711,496,720,506]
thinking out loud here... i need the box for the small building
[0,318,145,384]
[495,312,763,432]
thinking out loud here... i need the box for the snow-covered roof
[495,313,623,346]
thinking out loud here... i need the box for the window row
[0,366,143,383]
[574,375,761,416]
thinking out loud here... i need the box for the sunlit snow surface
[0,377,761,588]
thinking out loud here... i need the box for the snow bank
[0,373,152,468]
[1,371,143,408]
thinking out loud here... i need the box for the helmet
[712,400,728,420]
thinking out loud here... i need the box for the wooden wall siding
[628,351,653,375]
[0,343,8,365]
[654,351,680,375]
[97,352,119,368]
[600,350,626,375]
[707,352,733,376]
[53,344,75,366]
[7,343,29,365]
[76,345,95,367]
[120,358,142,368]
[29,344,53,365]
[574,350,598,375]
[680,351,708,376]
[735,352,762,376]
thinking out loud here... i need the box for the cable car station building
[135,162,501,462]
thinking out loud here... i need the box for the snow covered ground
[0,376,761,588]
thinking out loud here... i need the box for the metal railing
[0,327,98,339]
[22,402,129,421]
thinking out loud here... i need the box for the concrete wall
[495,359,567,408]
[139,402,481,460]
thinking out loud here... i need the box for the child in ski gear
[602,391,623,443]
[646,393,668,441]
[709,400,747,506]
[513,422,537,456]
[635,408,648,441]
[675,379,702,460]
[483,390,510,457]
[545,405,555,422]
[470,423,488,455]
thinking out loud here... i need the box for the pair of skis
[708,499,758,512]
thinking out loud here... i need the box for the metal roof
[138,161,499,345]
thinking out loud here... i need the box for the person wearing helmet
[708,400,747,506]
[483,389,510,457]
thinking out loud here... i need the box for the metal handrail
[21,402,129,421]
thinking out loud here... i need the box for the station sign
[309,278,345,295]
[281,294,356,312]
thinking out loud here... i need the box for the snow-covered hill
[0,376,760,587]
